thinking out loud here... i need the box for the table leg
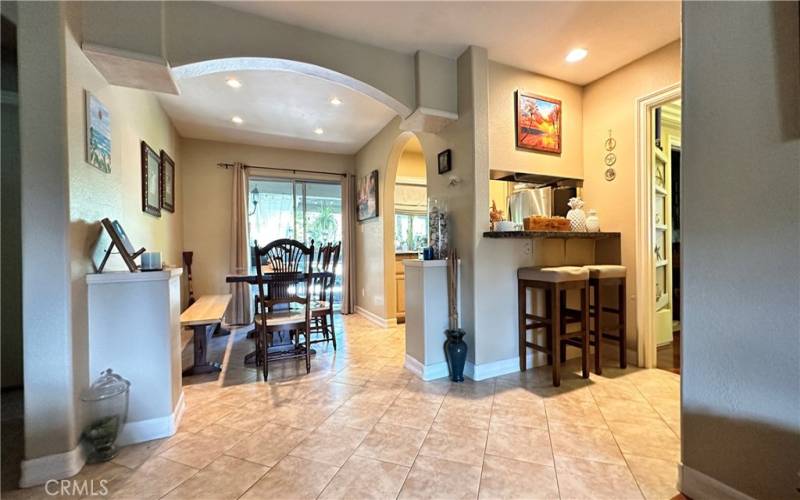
[183,324,222,376]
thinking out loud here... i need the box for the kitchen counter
[483,230,620,239]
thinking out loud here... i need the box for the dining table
[225,267,334,365]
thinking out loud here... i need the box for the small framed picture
[160,150,175,213]
[141,141,161,217]
[438,149,452,174]
[85,91,111,173]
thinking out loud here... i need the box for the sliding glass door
[248,177,343,306]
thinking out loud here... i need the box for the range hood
[489,169,583,188]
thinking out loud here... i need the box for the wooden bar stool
[585,265,627,374]
[518,266,590,386]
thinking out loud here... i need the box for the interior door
[652,111,673,346]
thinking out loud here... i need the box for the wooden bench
[180,294,231,376]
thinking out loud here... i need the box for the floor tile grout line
[543,397,564,499]
[632,381,681,441]
[310,372,408,499]
[394,379,449,499]
[587,376,649,500]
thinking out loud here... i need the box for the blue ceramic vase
[444,329,467,382]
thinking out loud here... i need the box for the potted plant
[444,247,467,382]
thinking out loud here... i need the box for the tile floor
[5,314,682,499]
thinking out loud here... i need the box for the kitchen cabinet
[395,252,415,322]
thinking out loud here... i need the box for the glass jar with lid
[80,369,130,462]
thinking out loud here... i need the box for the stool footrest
[525,314,551,323]
[589,306,622,315]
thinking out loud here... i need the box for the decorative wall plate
[604,152,617,166]
[604,168,616,181]
[605,137,616,151]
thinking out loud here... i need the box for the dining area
[182,238,344,382]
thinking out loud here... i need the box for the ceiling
[158,70,396,154]
[161,2,680,155]
[219,1,681,85]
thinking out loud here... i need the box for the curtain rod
[217,162,348,178]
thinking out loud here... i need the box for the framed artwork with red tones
[515,91,562,154]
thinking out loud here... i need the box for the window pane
[411,214,428,251]
[248,179,295,246]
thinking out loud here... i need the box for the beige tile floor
[5,314,682,500]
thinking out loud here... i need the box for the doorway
[635,83,681,371]
[247,176,344,307]
[654,100,682,374]
[390,136,427,323]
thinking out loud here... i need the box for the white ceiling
[158,69,396,154]
[218,1,681,86]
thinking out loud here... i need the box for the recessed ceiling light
[565,48,588,63]
[231,116,243,125]
[314,128,324,135]
[330,97,342,106]
[226,77,242,88]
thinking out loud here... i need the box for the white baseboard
[356,306,397,328]
[117,391,185,446]
[404,354,448,381]
[19,442,87,488]
[464,353,532,381]
[678,463,756,500]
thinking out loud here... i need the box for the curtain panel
[228,162,253,325]
[340,174,357,314]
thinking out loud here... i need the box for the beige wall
[66,0,184,424]
[16,1,184,464]
[472,61,584,366]
[488,61,583,179]
[681,2,799,498]
[353,49,477,326]
[181,138,354,299]
[582,41,681,351]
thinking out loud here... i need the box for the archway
[171,57,411,118]
[382,132,428,323]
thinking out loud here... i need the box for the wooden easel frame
[97,218,145,272]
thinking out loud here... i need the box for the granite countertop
[483,230,621,239]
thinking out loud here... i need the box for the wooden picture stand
[97,218,145,272]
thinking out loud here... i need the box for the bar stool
[585,265,627,374]
[518,266,590,386]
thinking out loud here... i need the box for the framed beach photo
[515,91,562,154]
[85,91,111,173]
[160,150,175,213]
[141,141,161,217]
[357,169,379,221]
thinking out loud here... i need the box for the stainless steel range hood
[489,169,583,188]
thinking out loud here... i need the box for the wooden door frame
[635,82,681,368]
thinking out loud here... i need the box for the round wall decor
[605,168,616,181]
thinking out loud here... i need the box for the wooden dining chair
[310,242,340,350]
[253,239,314,379]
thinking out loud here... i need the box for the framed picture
[357,169,379,222]
[160,150,175,213]
[85,91,111,173]
[515,91,562,154]
[438,149,452,174]
[141,141,161,217]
